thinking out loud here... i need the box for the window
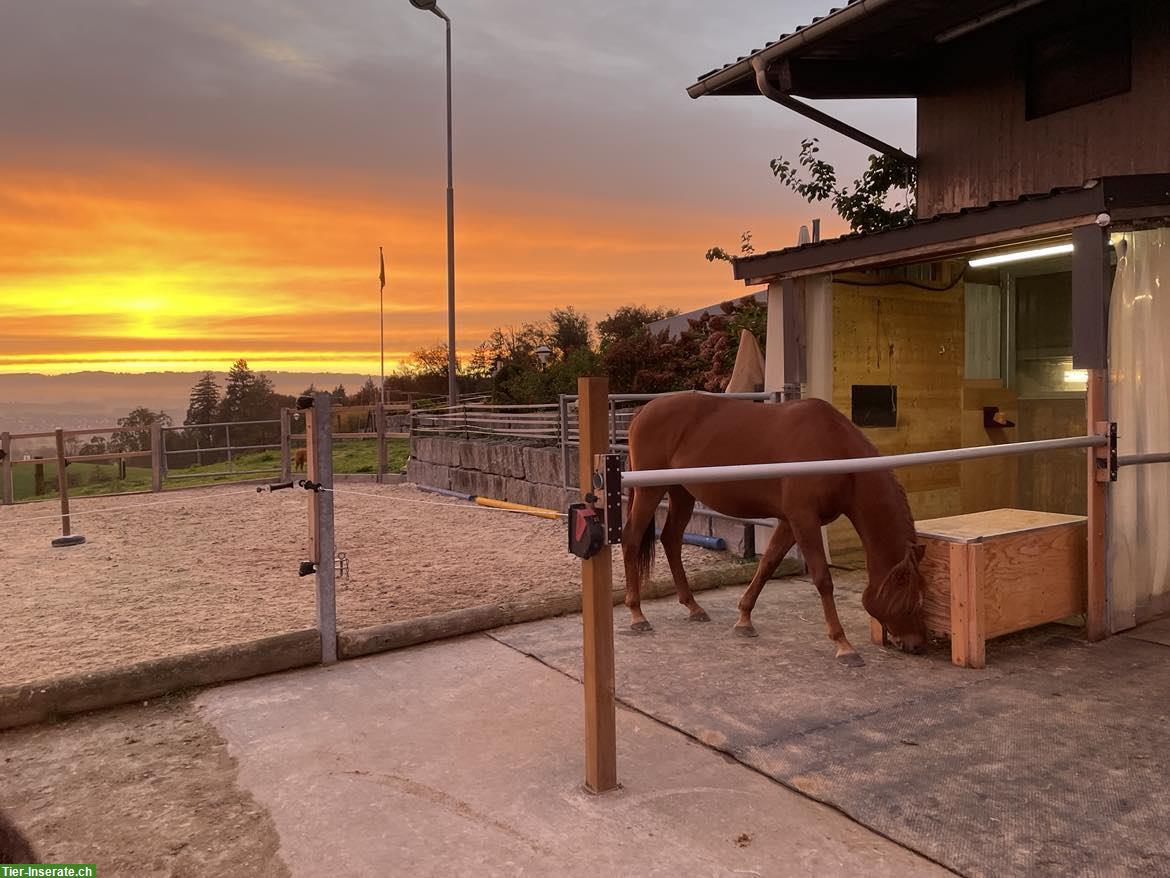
[1026,16,1131,119]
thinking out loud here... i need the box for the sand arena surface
[1,482,731,685]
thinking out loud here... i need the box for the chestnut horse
[621,393,927,665]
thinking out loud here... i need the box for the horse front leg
[734,519,796,637]
[790,516,863,666]
[661,487,708,621]
[621,485,667,631]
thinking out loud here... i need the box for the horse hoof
[630,620,653,633]
[733,625,759,638]
[687,610,711,623]
[837,652,865,668]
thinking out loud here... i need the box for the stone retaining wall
[407,435,756,557]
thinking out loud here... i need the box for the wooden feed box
[877,508,1088,669]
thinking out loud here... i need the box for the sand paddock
[1,482,733,685]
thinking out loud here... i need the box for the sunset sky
[0,0,914,376]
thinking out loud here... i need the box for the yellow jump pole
[474,496,564,520]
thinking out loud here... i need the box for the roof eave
[687,0,902,99]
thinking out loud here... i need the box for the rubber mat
[492,571,1170,877]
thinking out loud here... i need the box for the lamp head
[409,0,437,8]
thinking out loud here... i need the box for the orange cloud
[0,161,791,375]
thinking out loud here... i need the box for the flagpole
[379,247,386,406]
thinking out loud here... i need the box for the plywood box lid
[915,508,1088,543]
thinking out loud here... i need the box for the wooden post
[1,431,11,506]
[578,376,617,793]
[1086,369,1108,641]
[150,421,163,492]
[280,408,291,481]
[54,429,71,535]
[34,458,45,496]
[307,392,338,664]
[375,403,387,483]
[224,423,234,473]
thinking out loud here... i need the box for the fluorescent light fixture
[1064,369,1088,384]
[968,243,1074,268]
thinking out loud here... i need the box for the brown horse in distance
[622,393,928,666]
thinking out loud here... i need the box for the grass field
[8,438,409,502]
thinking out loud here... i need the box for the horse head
[862,542,928,655]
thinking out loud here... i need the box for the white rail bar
[622,434,1109,489]
[1118,451,1170,467]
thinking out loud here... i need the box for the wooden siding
[828,278,964,554]
[917,0,1170,217]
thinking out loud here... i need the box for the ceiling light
[968,243,1074,268]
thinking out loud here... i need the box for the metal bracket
[335,552,350,580]
[592,453,623,545]
[298,560,316,577]
[298,479,324,493]
[257,480,296,493]
[1095,421,1118,483]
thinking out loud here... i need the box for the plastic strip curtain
[1108,228,1170,631]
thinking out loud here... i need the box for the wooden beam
[376,403,388,483]
[280,408,291,481]
[1086,370,1108,641]
[54,429,72,537]
[150,421,163,493]
[578,376,618,793]
[1,431,11,506]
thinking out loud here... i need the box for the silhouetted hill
[0,371,375,434]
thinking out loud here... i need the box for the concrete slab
[1123,616,1170,647]
[197,635,943,877]
[492,573,1170,877]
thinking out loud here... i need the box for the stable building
[690,0,1170,633]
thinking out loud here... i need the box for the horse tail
[631,487,657,581]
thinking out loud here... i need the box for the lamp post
[535,344,552,370]
[409,0,458,408]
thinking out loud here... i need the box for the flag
[378,247,386,291]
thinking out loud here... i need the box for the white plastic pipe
[622,434,1108,489]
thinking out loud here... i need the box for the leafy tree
[548,307,591,358]
[352,377,379,406]
[79,435,108,456]
[110,407,173,453]
[705,231,756,264]
[596,305,678,351]
[217,359,279,447]
[331,384,347,402]
[771,137,916,234]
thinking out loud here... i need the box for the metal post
[55,429,71,535]
[609,397,618,448]
[280,408,291,481]
[225,423,234,472]
[578,376,617,793]
[1,431,11,506]
[443,14,458,408]
[376,403,387,483]
[150,421,163,493]
[559,394,570,494]
[307,392,338,664]
[1087,370,1108,641]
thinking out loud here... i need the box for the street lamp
[409,0,458,407]
[535,344,552,369]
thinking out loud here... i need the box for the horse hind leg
[790,515,863,666]
[621,484,667,631]
[661,487,708,621]
[733,519,797,637]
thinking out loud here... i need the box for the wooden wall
[1018,397,1087,516]
[917,0,1170,217]
[828,276,964,555]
